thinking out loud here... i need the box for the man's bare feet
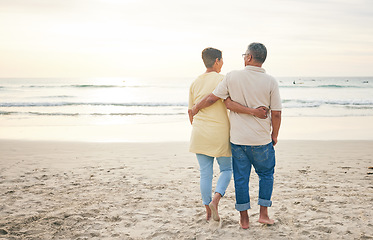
[239,211,249,229]
[258,206,275,225]
[209,202,220,221]
[258,217,275,225]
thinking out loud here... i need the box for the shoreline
[1,140,372,239]
[1,116,373,142]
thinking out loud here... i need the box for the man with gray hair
[191,42,282,229]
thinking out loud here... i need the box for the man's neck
[245,62,262,68]
[205,68,217,73]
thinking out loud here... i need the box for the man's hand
[188,109,193,125]
[271,111,281,146]
[188,106,200,125]
[191,105,199,117]
[271,134,278,146]
[190,93,220,122]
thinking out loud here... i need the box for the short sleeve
[212,74,230,100]
[270,79,282,111]
[188,84,194,109]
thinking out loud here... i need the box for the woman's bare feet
[205,205,211,221]
[208,192,222,221]
[239,211,249,229]
[209,202,220,221]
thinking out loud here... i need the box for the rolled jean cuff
[202,199,212,206]
[215,189,225,198]
[258,198,272,207]
[235,202,251,211]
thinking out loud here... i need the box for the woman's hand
[224,97,233,109]
[254,106,269,119]
[224,97,268,119]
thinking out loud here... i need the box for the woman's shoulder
[207,72,224,82]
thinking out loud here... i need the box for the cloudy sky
[1,0,372,78]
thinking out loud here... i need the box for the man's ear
[245,55,251,64]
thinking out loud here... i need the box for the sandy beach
[0,140,372,239]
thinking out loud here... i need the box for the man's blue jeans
[196,154,232,205]
[231,142,275,211]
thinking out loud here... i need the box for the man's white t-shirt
[213,65,282,146]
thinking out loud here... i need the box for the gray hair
[247,43,267,64]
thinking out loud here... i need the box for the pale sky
[1,0,372,78]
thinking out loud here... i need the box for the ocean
[1,76,372,141]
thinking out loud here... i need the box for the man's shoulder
[253,70,278,83]
[264,72,276,79]
[228,69,245,75]
[265,74,279,85]
[225,69,246,79]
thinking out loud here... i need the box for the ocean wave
[0,111,185,116]
[2,110,372,118]
[41,95,74,99]
[318,84,353,88]
[0,102,188,107]
[282,99,373,108]
[1,82,371,90]
[279,84,372,89]
[16,84,372,89]
[344,105,373,109]
[23,84,129,88]
[0,111,15,115]
[12,84,161,89]
[2,99,373,108]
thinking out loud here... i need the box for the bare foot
[259,206,274,225]
[204,205,211,221]
[209,202,220,221]
[240,220,249,229]
[258,217,275,225]
[239,211,249,229]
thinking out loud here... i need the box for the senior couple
[188,42,282,229]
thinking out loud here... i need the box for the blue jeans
[231,142,275,211]
[196,154,232,205]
